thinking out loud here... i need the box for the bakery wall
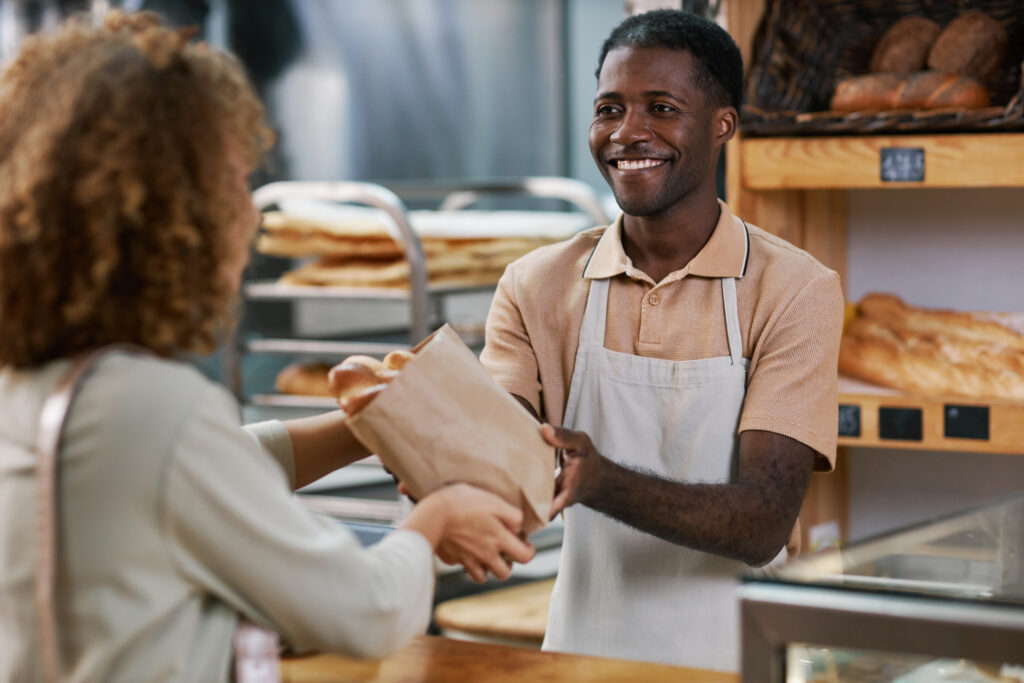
[845,187,1024,540]
[565,0,629,192]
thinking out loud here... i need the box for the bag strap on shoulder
[34,345,145,683]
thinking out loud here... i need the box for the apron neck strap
[579,277,610,346]
[721,277,742,365]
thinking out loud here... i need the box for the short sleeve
[739,272,843,470]
[480,265,543,417]
[243,419,296,488]
[161,384,434,658]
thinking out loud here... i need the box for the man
[480,10,843,673]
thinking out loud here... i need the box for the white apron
[543,274,750,672]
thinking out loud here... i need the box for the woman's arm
[282,410,370,489]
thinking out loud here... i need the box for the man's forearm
[583,448,810,566]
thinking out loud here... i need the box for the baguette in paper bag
[344,325,555,533]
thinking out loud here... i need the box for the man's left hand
[542,424,607,518]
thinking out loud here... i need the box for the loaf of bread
[341,355,385,373]
[839,293,1024,401]
[870,16,941,73]
[927,10,1008,84]
[275,362,334,397]
[383,349,415,371]
[338,383,389,415]
[329,350,417,415]
[830,71,990,113]
[328,363,383,401]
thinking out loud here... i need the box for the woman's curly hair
[0,11,273,367]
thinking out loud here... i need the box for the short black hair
[596,9,743,110]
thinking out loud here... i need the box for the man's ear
[714,106,738,146]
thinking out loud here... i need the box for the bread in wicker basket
[742,0,1024,135]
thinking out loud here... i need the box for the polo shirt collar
[584,199,749,281]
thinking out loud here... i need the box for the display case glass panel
[740,494,1024,682]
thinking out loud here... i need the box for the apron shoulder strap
[721,277,743,365]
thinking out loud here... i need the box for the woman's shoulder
[77,351,234,437]
[93,350,215,395]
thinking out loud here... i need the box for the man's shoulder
[744,221,838,288]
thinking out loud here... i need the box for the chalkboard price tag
[880,148,925,182]
[944,405,989,440]
[878,407,923,441]
[838,404,861,437]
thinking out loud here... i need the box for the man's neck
[621,190,721,284]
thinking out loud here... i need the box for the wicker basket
[741,0,1024,136]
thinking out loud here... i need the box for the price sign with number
[880,147,925,182]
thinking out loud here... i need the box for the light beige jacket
[0,352,433,682]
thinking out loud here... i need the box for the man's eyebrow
[643,90,687,104]
[593,90,688,104]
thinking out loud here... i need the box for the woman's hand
[402,484,535,583]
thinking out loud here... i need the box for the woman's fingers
[483,552,513,581]
[489,496,524,534]
[462,557,487,583]
[497,527,535,565]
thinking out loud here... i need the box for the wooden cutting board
[433,578,554,645]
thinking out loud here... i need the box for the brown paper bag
[344,324,554,533]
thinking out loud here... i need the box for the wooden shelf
[740,133,1024,190]
[837,377,1024,455]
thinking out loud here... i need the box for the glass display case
[740,493,1024,682]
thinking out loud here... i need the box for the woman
[0,11,533,681]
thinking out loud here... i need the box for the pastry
[927,10,1008,84]
[382,349,415,371]
[275,362,334,397]
[870,16,941,74]
[830,71,990,113]
[330,351,417,415]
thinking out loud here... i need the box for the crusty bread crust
[339,383,388,415]
[870,16,941,73]
[275,362,334,397]
[839,293,1024,400]
[382,350,415,371]
[328,351,417,415]
[830,71,990,113]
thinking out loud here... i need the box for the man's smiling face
[589,46,725,220]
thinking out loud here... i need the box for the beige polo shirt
[481,200,842,470]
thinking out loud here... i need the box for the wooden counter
[280,635,739,682]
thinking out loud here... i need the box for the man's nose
[610,110,652,145]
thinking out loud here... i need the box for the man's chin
[612,195,666,218]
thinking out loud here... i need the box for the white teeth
[616,159,665,170]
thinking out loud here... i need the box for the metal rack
[226,176,611,410]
